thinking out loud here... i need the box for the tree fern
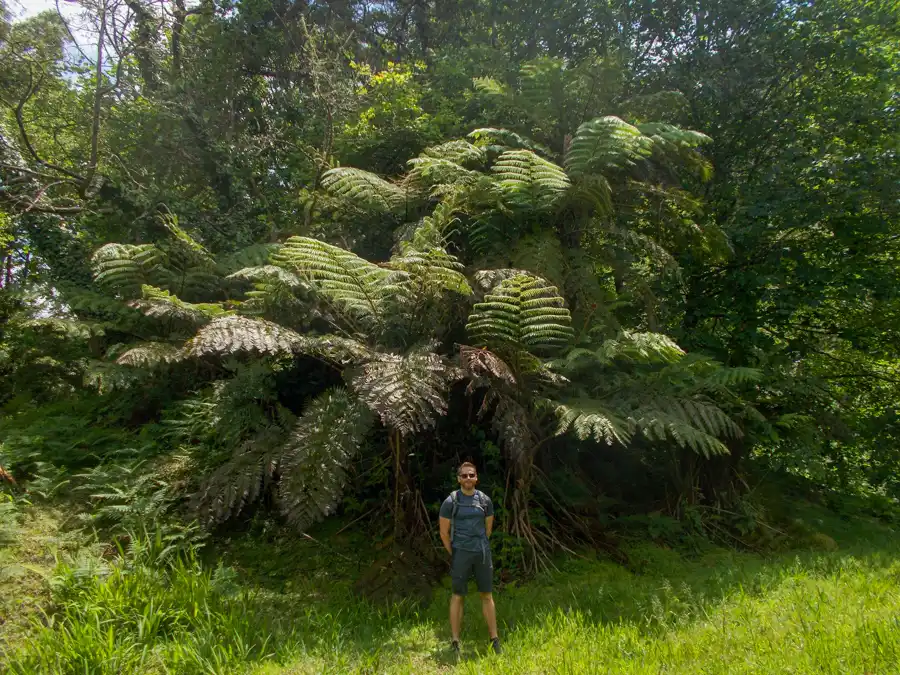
[467,273,574,352]
[321,167,410,213]
[278,388,372,529]
[116,342,183,368]
[91,243,163,297]
[467,128,553,157]
[350,350,461,436]
[552,400,633,445]
[185,315,304,357]
[491,150,570,210]
[273,236,389,331]
[131,285,228,327]
[193,433,281,527]
[565,116,651,178]
[636,123,712,181]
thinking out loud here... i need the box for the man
[438,461,501,655]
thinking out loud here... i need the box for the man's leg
[450,594,464,641]
[480,592,498,639]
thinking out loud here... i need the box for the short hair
[457,462,477,475]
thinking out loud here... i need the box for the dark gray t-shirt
[439,490,494,553]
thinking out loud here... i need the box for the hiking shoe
[491,637,502,654]
[450,639,460,656]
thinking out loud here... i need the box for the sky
[8,0,99,64]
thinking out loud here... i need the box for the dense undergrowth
[2,484,898,675]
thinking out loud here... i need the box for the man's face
[457,467,478,489]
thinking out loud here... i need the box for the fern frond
[218,244,281,275]
[634,409,730,458]
[467,273,573,352]
[91,243,161,297]
[185,316,304,357]
[650,397,742,439]
[701,366,764,387]
[278,388,372,529]
[599,331,685,364]
[552,400,633,445]
[351,350,461,435]
[492,150,570,209]
[637,123,713,181]
[472,77,509,97]
[418,139,487,166]
[227,265,304,287]
[116,342,183,368]
[131,285,228,326]
[459,345,517,391]
[274,237,389,329]
[385,246,473,299]
[472,268,531,294]
[321,167,410,213]
[509,232,567,289]
[467,128,553,157]
[193,433,280,526]
[566,116,651,178]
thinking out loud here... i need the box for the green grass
[2,497,899,674]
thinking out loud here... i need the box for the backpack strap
[449,490,460,545]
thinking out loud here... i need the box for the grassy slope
[2,497,899,674]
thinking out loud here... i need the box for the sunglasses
[459,472,477,479]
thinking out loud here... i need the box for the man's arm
[439,517,452,554]
[485,515,494,537]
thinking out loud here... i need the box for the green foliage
[277,388,372,529]
[467,273,573,353]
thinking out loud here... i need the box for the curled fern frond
[278,388,373,529]
[351,350,461,436]
[467,273,573,352]
[321,167,410,213]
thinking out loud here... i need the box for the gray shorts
[450,547,493,595]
